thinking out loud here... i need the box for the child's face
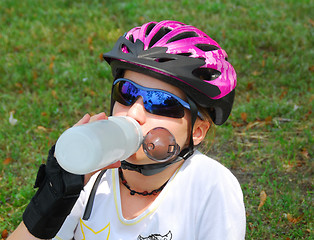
[112,70,190,165]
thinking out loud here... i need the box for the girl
[9,20,245,239]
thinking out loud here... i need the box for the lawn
[0,0,313,239]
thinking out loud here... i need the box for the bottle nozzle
[142,127,180,162]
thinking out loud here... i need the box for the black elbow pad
[23,145,84,239]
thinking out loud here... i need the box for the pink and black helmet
[103,20,237,125]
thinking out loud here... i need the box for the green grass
[0,0,313,238]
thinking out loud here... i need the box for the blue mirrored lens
[113,79,185,118]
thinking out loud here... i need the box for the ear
[192,118,211,145]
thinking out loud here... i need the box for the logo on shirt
[80,219,110,240]
[138,231,172,240]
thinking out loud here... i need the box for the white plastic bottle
[55,116,143,174]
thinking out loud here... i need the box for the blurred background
[0,0,312,238]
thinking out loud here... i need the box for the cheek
[112,102,126,116]
[173,112,190,147]
[174,124,189,147]
[159,120,190,148]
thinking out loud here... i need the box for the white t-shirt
[53,151,246,240]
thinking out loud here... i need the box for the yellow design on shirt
[80,219,110,240]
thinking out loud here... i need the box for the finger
[74,113,91,126]
[89,112,108,123]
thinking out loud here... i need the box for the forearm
[21,146,84,239]
[8,222,47,240]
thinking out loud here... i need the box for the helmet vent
[129,34,135,43]
[154,57,176,63]
[121,44,130,53]
[176,52,192,57]
[192,68,221,81]
[195,44,219,52]
[145,23,156,36]
[166,31,198,44]
[149,27,172,48]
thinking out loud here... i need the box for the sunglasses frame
[112,78,204,119]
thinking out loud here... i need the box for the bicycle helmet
[103,20,237,125]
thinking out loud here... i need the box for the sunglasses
[112,78,203,119]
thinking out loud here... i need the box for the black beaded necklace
[118,168,168,196]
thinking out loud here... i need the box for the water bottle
[55,116,143,174]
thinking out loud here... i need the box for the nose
[126,97,146,125]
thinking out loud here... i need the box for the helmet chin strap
[121,97,198,176]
